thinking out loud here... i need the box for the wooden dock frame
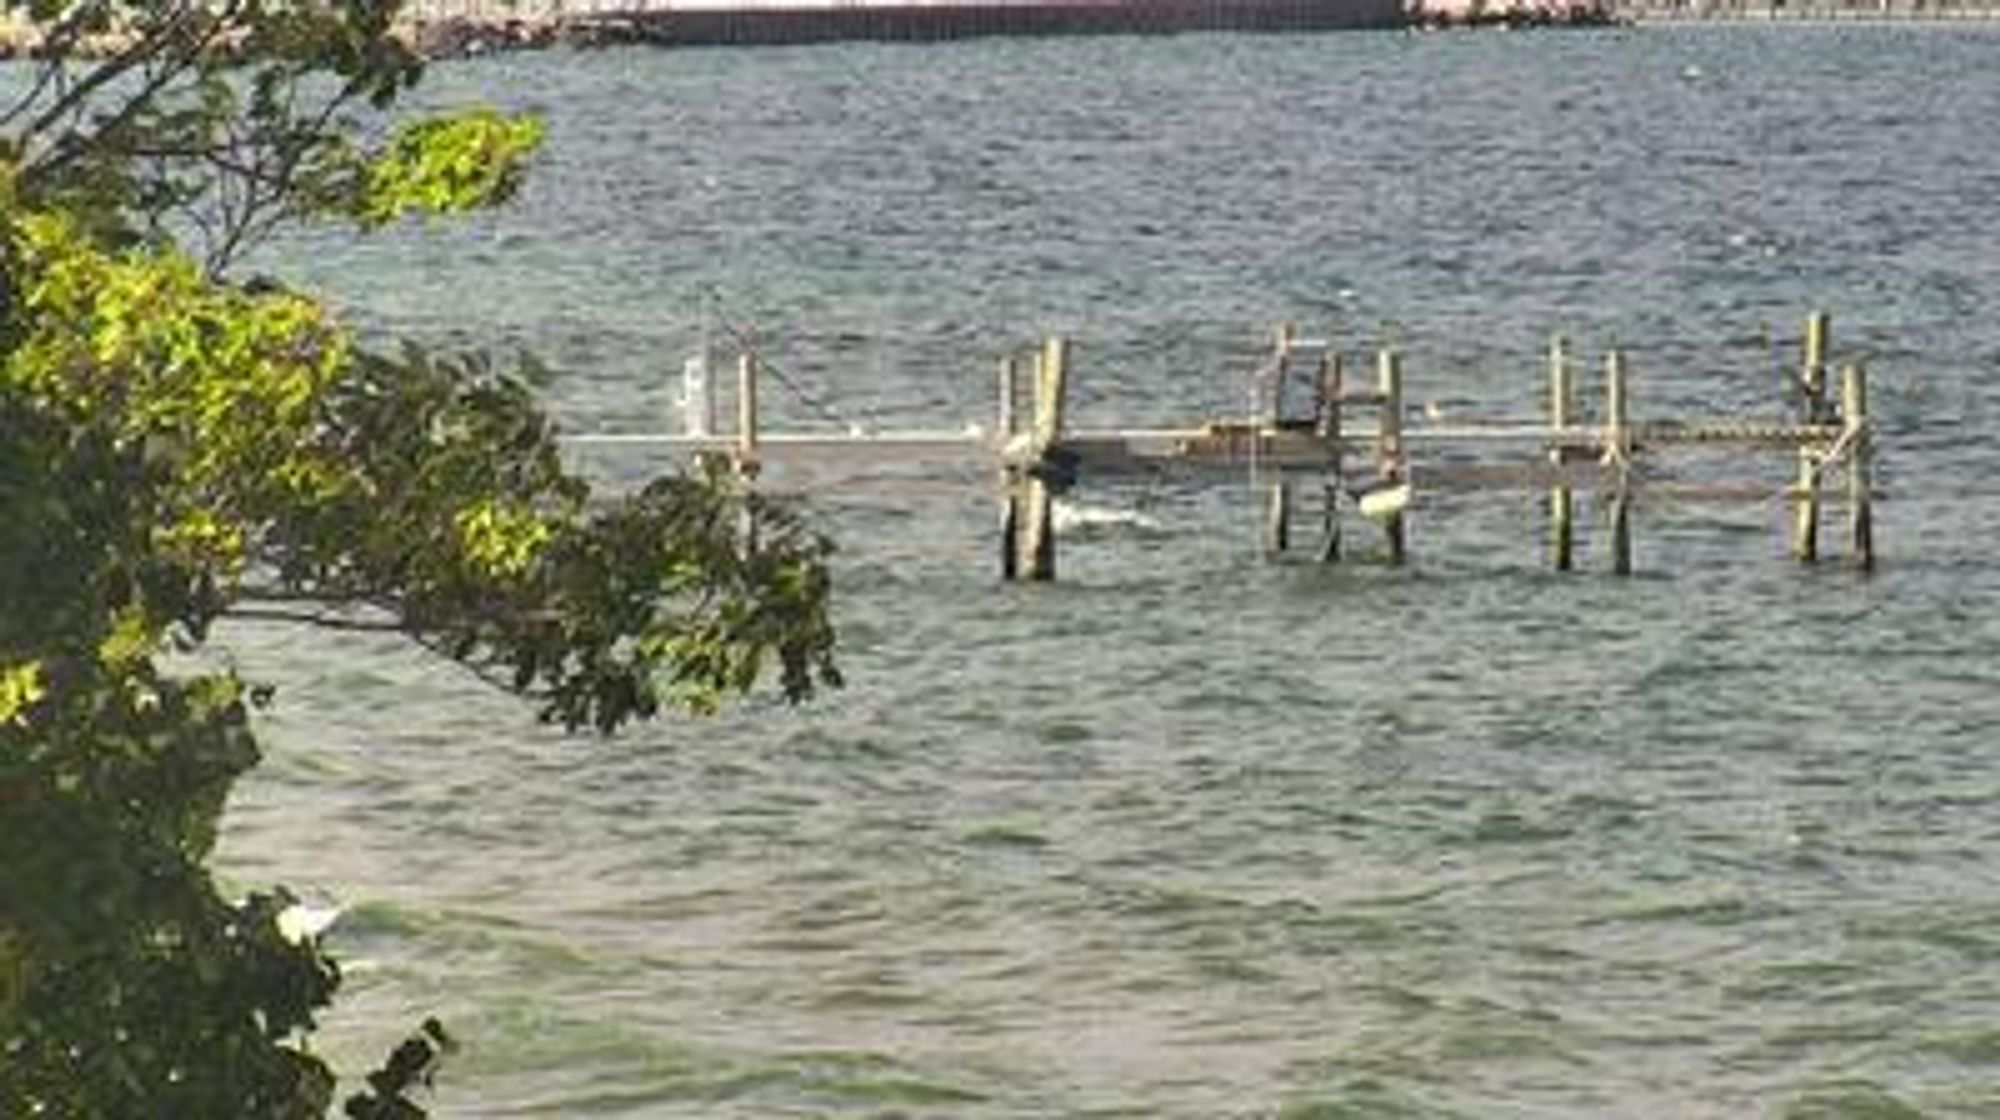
[981,317,1876,580]
[1255,325,1406,564]
[1195,313,1874,581]
[998,336,1073,581]
[577,311,1880,583]
[1254,328,1412,567]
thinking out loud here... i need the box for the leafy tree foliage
[2,0,541,269]
[1,2,839,1115]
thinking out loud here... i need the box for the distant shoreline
[1621,1,2000,20]
[3,1,1995,64]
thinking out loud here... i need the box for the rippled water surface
[213,25,2000,1118]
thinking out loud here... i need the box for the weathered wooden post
[734,349,761,552]
[998,353,1019,444]
[682,350,716,437]
[1263,323,1294,558]
[1842,361,1875,571]
[1017,336,1070,581]
[736,350,759,470]
[1376,346,1406,566]
[1272,321,1295,424]
[1264,479,1292,556]
[1793,452,1823,563]
[1548,334,1575,571]
[1605,348,1633,576]
[1792,312,1831,563]
[1802,310,1831,422]
[998,355,1022,581]
[1317,351,1345,563]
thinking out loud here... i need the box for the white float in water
[1358,483,1412,522]
[1052,500,1165,537]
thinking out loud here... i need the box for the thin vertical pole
[736,350,759,467]
[1260,323,1293,556]
[1794,313,1829,563]
[1020,336,1070,581]
[734,349,760,553]
[1018,347,1051,581]
[999,491,1020,581]
[682,351,715,437]
[1378,346,1406,566]
[1605,348,1632,576]
[1802,310,1830,423]
[1034,338,1070,453]
[1272,321,1294,427]
[998,355,1019,444]
[1264,478,1292,557]
[1843,361,1874,571]
[1548,334,1575,571]
[1318,352,1344,563]
[1794,451,1822,563]
[998,356,1021,581]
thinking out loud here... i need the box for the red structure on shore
[563,0,1409,46]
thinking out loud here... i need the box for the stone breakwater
[401,12,566,57]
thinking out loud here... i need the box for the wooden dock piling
[1265,480,1292,556]
[682,350,716,437]
[1843,361,1874,571]
[1012,336,1071,581]
[734,350,762,551]
[1261,323,1295,558]
[1317,353,1345,563]
[1375,346,1407,566]
[1604,348,1633,576]
[1548,335,1575,571]
[735,351,760,471]
[1271,322,1295,427]
[1794,312,1830,562]
[998,354,1019,443]
[1803,311,1831,422]
[998,355,1022,581]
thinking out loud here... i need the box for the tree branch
[0,0,115,129]
[18,3,197,154]
[24,2,231,185]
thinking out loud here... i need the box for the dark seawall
[564,0,1410,47]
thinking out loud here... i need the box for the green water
[210,25,2000,1117]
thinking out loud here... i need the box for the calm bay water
[209,25,2000,1118]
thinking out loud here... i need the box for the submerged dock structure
[572,312,1878,580]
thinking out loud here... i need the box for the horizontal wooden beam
[566,430,993,462]
[567,419,1844,472]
